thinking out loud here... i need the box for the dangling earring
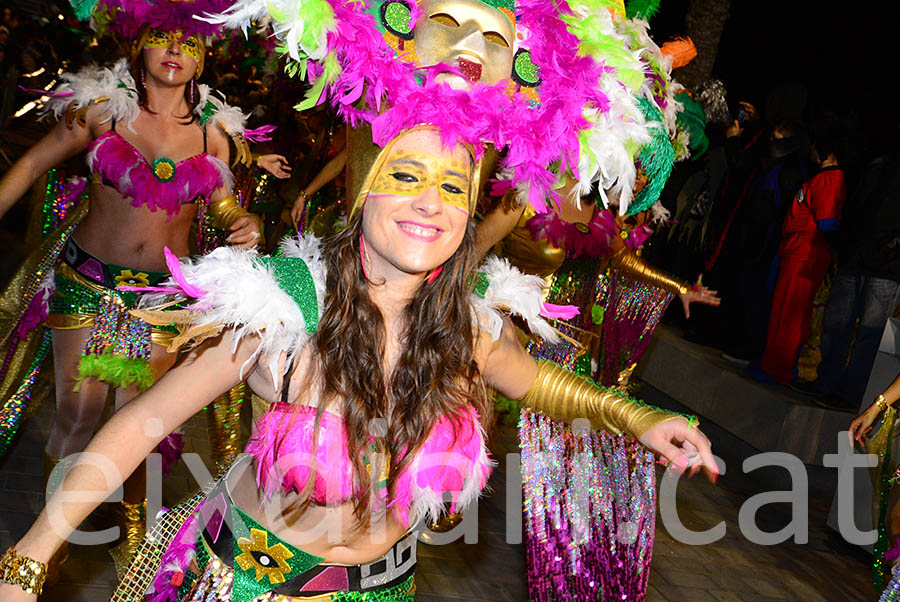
[141,66,146,88]
[426,265,444,284]
[359,233,371,279]
[189,78,196,103]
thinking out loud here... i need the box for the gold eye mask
[144,29,204,63]
[369,150,471,213]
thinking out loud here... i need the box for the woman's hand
[678,285,721,319]
[849,403,883,448]
[226,215,262,249]
[0,583,37,601]
[257,154,292,179]
[639,417,718,481]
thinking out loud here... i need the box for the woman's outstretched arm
[0,107,97,218]
[0,332,258,599]
[482,316,717,477]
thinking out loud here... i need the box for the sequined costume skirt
[45,238,176,390]
[112,456,418,602]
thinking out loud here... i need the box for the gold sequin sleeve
[608,247,689,296]
[519,359,683,439]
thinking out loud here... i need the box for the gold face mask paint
[143,28,204,63]
[369,150,472,213]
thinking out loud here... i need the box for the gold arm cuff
[0,545,48,595]
[609,248,689,296]
[519,359,680,439]
[206,194,258,230]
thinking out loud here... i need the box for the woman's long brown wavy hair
[299,203,491,527]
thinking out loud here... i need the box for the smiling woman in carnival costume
[0,129,717,602]
[0,0,717,600]
[0,0,269,571]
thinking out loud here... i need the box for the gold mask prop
[351,126,481,218]
[413,0,515,89]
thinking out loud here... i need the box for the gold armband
[519,359,684,440]
[609,248,689,296]
[207,194,257,230]
[0,546,48,595]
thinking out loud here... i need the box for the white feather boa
[47,59,140,131]
[472,255,560,344]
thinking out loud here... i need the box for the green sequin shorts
[45,238,175,391]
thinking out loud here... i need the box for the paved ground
[0,374,877,601]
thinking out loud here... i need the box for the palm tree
[676,0,731,90]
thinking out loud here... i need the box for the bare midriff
[226,456,409,565]
[72,182,197,271]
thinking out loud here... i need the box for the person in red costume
[757,121,846,385]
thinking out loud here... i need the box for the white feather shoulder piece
[141,235,326,385]
[472,256,561,344]
[195,85,249,137]
[47,59,140,130]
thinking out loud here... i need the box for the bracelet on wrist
[876,394,889,410]
[0,546,48,595]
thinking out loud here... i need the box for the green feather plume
[626,0,662,20]
[69,0,99,22]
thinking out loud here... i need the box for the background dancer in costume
[0,125,716,602]
[0,0,262,572]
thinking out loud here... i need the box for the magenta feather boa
[300,0,612,212]
[98,0,235,39]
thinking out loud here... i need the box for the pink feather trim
[18,85,73,98]
[87,130,229,218]
[540,303,580,320]
[147,511,200,602]
[244,125,277,143]
[246,403,492,527]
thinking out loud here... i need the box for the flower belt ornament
[151,157,177,183]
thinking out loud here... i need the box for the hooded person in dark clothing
[793,145,900,409]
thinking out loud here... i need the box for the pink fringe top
[245,403,493,527]
[86,130,232,217]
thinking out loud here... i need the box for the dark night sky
[651,1,899,122]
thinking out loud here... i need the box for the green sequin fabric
[258,256,319,334]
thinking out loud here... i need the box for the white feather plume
[47,59,140,131]
[196,0,270,38]
[576,74,651,213]
[195,85,249,137]
[472,256,559,343]
[142,236,325,386]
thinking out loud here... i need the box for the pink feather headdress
[71,0,236,40]
[202,0,615,212]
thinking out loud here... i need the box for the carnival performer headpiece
[202,0,658,212]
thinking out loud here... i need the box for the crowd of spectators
[649,79,900,412]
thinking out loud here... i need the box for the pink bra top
[86,128,232,218]
[244,402,493,527]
